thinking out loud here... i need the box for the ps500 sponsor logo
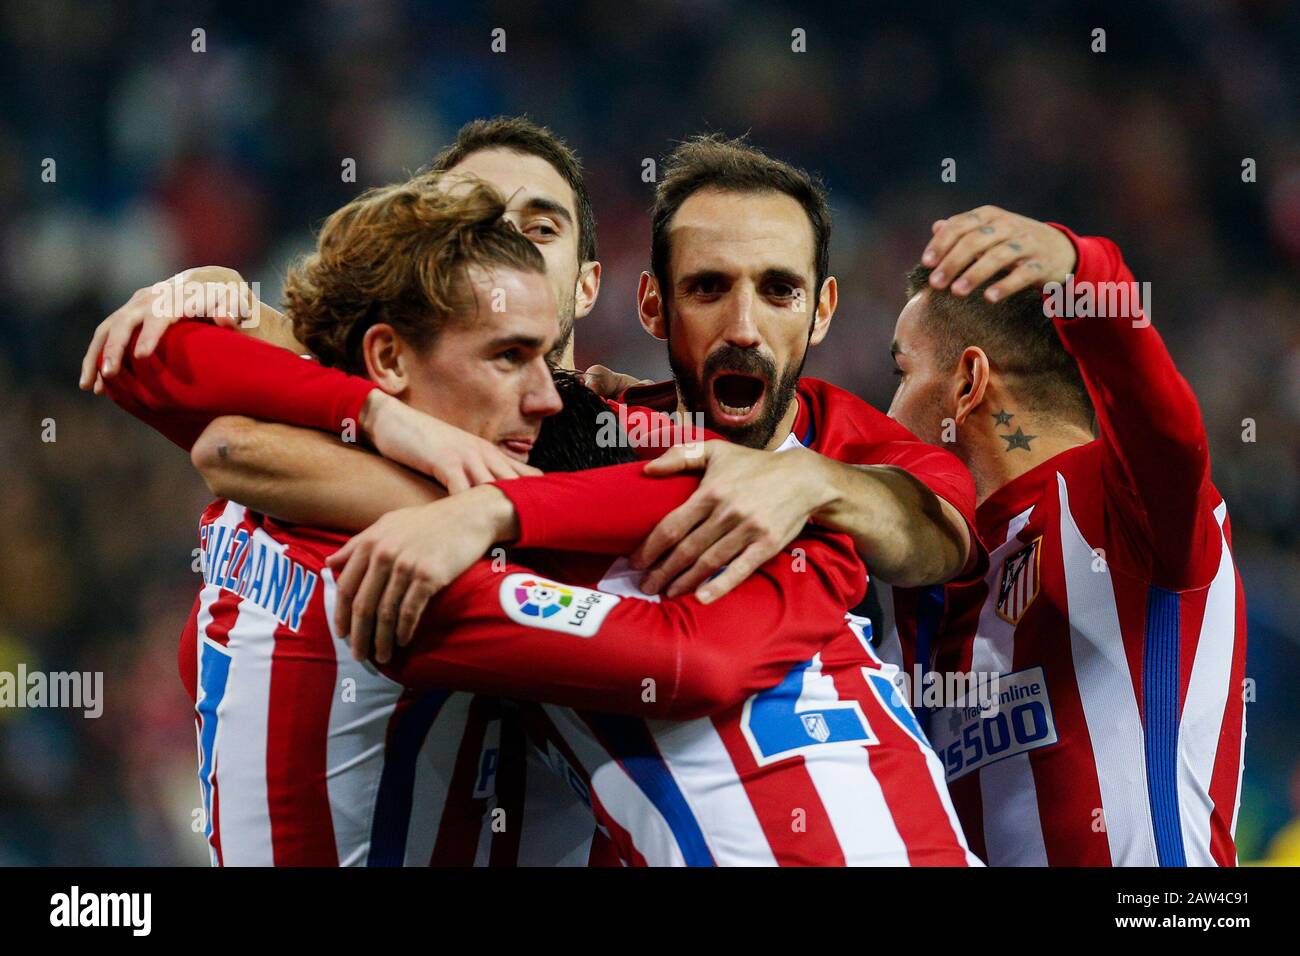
[928,666,1059,781]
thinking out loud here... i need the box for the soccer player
[321,135,982,669]
[82,117,614,862]
[80,115,601,390]
[884,205,1247,866]
[112,309,975,864]
[83,130,979,668]
[88,129,987,860]
[104,175,595,865]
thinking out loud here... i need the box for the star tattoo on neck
[1000,427,1037,452]
[992,409,1014,427]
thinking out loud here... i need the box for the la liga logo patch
[512,579,574,618]
[499,573,619,637]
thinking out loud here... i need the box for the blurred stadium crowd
[1,0,1297,864]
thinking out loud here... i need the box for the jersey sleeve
[101,320,376,451]
[1047,224,1217,587]
[866,440,986,580]
[382,530,866,719]
[493,461,703,553]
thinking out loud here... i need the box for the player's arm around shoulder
[632,439,971,602]
[812,450,973,588]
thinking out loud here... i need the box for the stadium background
[0,0,1297,865]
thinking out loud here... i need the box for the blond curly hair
[284,175,545,374]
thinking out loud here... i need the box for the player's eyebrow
[760,267,808,289]
[518,195,574,228]
[890,339,901,357]
[487,333,550,352]
[675,268,728,291]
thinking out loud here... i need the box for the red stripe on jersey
[429,695,496,866]
[210,770,225,867]
[710,707,846,866]
[266,573,339,866]
[947,774,986,862]
[1023,514,1111,867]
[834,665,972,865]
[586,828,624,867]
[488,707,527,867]
[1112,571,1151,714]
[203,589,241,647]
[1207,564,1248,867]
[199,582,245,868]
[180,593,201,702]
[591,792,646,867]
[1176,585,1212,707]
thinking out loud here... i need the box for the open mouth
[708,372,767,426]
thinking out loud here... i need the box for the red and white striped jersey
[189,499,570,866]
[517,569,979,866]
[185,493,977,866]
[909,227,1247,866]
[103,313,984,867]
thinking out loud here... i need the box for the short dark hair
[651,134,832,296]
[529,370,637,472]
[905,264,1092,424]
[427,116,597,263]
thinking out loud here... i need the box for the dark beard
[546,314,575,365]
[668,330,809,449]
[545,283,579,365]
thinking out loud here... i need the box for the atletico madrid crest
[996,536,1043,624]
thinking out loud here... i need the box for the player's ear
[808,275,837,346]
[361,324,409,396]
[637,271,667,340]
[952,345,990,425]
[574,260,601,319]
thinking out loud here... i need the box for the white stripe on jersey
[192,580,223,868]
[1176,505,1237,866]
[323,562,403,865]
[981,756,1047,866]
[211,596,277,865]
[1057,473,1159,866]
[972,508,1049,867]
[809,745,908,864]
[514,744,595,867]
[1230,717,1246,855]
[846,619,982,867]
[644,718,778,866]
[541,703,688,866]
[1216,500,1247,858]
[791,654,908,864]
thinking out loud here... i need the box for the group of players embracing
[83,116,1246,868]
